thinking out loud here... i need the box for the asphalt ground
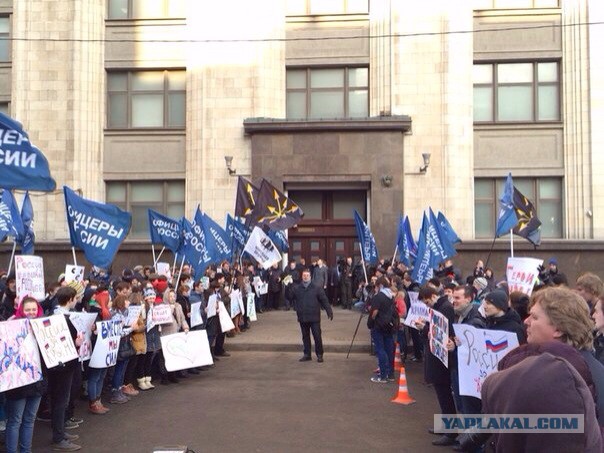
[21,308,444,453]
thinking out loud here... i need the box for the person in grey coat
[293,268,334,363]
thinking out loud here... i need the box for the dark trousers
[299,321,323,358]
[214,332,226,355]
[340,280,352,308]
[125,354,140,385]
[66,365,81,420]
[267,290,281,310]
[410,327,423,359]
[47,363,76,443]
[137,351,156,378]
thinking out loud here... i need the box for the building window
[107,70,185,129]
[286,0,368,15]
[0,17,10,62]
[0,102,9,115]
[106,180,185,238]
[473,0,559,9]
[473,62,560,122]
[474,177,562,239]
[108,0,186,19]
[286,67,368,119]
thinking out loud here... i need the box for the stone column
[11,0,105,240]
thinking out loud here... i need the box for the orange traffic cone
[393,343,402,372]
[391,365,415,405]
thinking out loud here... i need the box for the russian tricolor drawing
[485,338,509,352]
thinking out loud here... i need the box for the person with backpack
[368,276,398,383]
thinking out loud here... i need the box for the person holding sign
[109,295,135,404]
[3,297,46,453]
[86,288,112,415]
[482,290,526,344]
[158,288,189,384]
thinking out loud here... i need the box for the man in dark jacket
[293,269,333,363]
[483,290,526,344]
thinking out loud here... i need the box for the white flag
[242,226,281,269]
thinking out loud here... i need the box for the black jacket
[292,282,332,323]
[422,296,455,385]
[485,309,526,344]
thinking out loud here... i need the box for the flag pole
[6,242,17,276]
[172,252,178,274]
[391,245,398,266]
[359,251,369,285]
[154,246,166,267]
[71,246,78,267]
[510,229,514,257]
[174,255,186,288]
[484,235,497,270]
[152,244,157,268]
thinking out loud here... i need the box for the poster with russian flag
[453,324,520,399]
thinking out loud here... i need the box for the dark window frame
[107,0,186,20]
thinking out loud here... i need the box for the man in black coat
[293,268,334,363]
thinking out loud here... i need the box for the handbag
[117,335,135,359]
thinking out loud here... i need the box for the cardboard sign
[151,304,173,325]
[64,265,85,284]
[126,305,142,328]
[207,294,218,318]
[30,315,78,368]
[403,292,429,330]
[218,301,236,332]
[506,257,543,296]
[247,293,257,322]
[160,330,213,372]
[0,319,43,392]
[190,302,204,328]
[89,320,122,369]
[201,276,210,290]
[230,289,243,318]
[454,324,520,399]
[15,255,45,303]
[156,262,172,279]
[429,309,449,368]
[68,312,97,362]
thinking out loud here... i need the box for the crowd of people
[0,255,603,452]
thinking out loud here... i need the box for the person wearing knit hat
[483,290,526,343]
[67,280,85,300]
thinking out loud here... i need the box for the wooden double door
[288,237,360,268]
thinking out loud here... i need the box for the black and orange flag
[512,187,542,246]
[249,179,304,231]
[235,176,259,220]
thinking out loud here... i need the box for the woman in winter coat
[139,286,160,390]
[123,287,147,392]
[592,297,604,365]
[109,295,135,404]
[158,288,189,384]
[87,289,112,414]
[3,297,47,453]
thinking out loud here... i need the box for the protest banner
[190,302,203,328]
[218,301,236,332]
[207,294,218,318]
[247,293,257,321]
[429,309,449,368]
[30,315,78,368]
[160,330,213,372]
[0,319,43,392]
[69,312,97,362]
[15,255,45,303]
[453,324,520,398]
[506,257,543,296]
[89,320,122,369]
[151,304,173,325]
[64,264,85,284]
[156,262,172,280]
[126,305,142,328]
[242,226,281,269]
[403,293,429,330]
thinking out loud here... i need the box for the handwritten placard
[160,330,213,371]
[30,315,78,368]
[190,302,203,328]
[453,324,520,398]
[64,265,85,284]
[247,293,257,322]
[218,301,236,332]
[230,289,242,318]
[156,262,172,279]
[89,320,122,368]
[506,257,543,296]
[429,309,449,368]
[403,293,429,330]
[69,312,97,362]
[15,255,45,303]
[126,305,142,327]
[0,319,43,392]
[207,294,218,318]
[151,304,173,325]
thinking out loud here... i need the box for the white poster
[69,312,97,362]
[207,294,218,318]
[218,301,236,332]
[242,226,282,269]
[30,315,78,368]
[247,293,257,322]
[89,320,122,369]
[190,302,204,328]
[160,330,213,372]
[429,309,449,368]
[126,305,142,328]
[403,299,430,330]
[15,255,45,303]
[0,319,43,392]
[230,289,242,318]
[151,304,173,325]
[454,324,520,399]
[156,262,172,279]
[201,276,210,290]
[506,257,543,296]
[64,265,85,284]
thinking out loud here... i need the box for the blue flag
[63,186,132,269]
[226,214,251,260]
[180,209,215,280]
[268,228,289,253]
[353,210,379,265]
[429,208,457,262]
[396,215,417,267]
[0,189,24,242]
[148,209,182,253]
[436,211,461,244]
[19,192,35,254]
[201,212,232,263]
[496,173,518,237]
[0,113,56,192]
[411,216,433,284]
